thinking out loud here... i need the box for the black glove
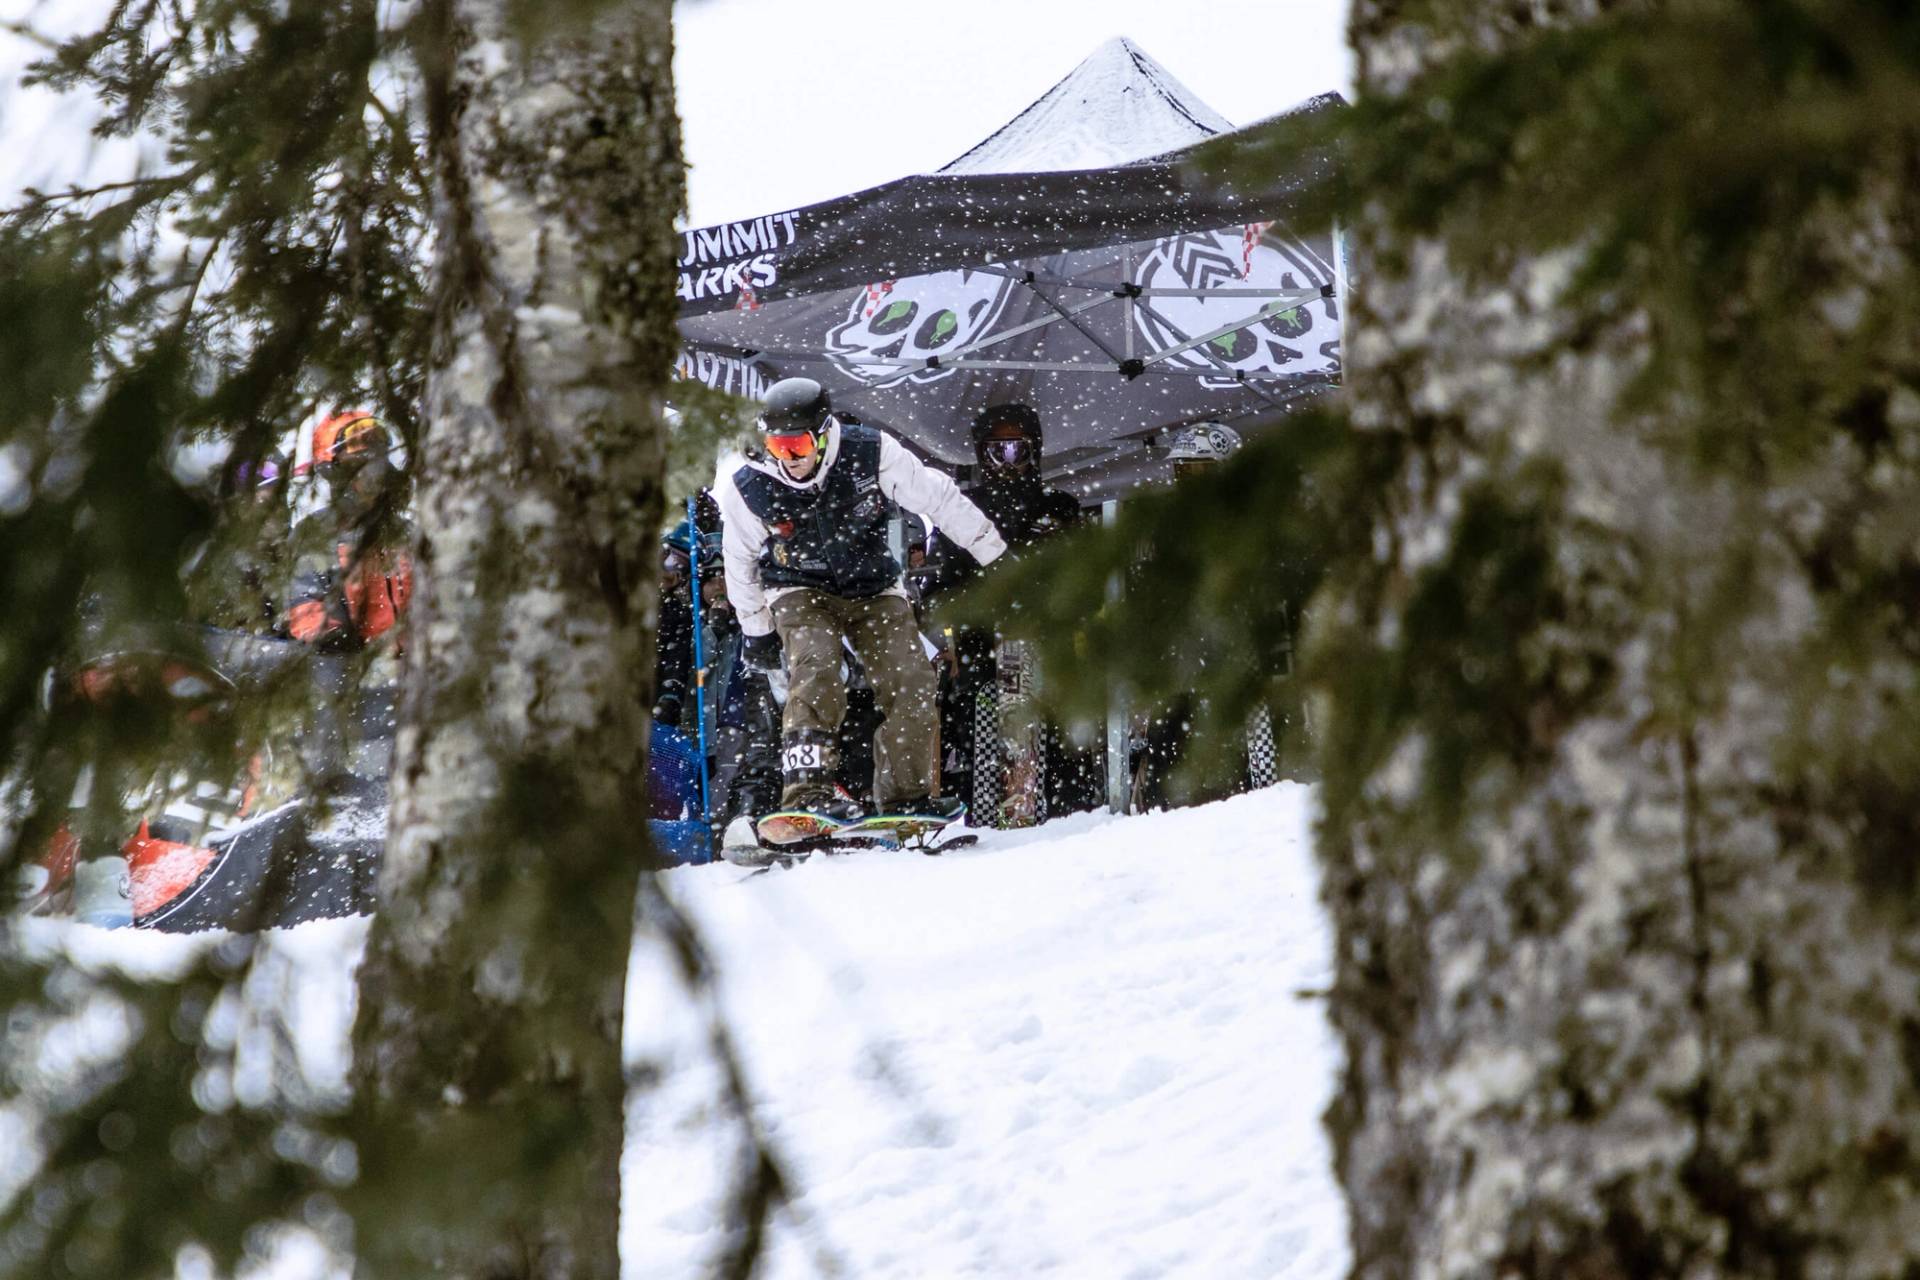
[651,689,683,727]
[741,631,782,674]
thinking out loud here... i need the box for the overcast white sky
[675,0,1353,226]
[1,0,1351,225]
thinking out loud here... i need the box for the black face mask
[330,453,393,525]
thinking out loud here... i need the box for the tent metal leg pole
[1333,215,1350,387]
[686,496,714,860]
[1102,499,1129,815]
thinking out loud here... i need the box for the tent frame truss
[689,272,1337,400]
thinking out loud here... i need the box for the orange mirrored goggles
[763,431,822,462]
[338,417,384,448]
[313,412,389,463]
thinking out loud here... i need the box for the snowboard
[733,809,976,869]
[840,814,977,853]
[750,810,845,850]
[61,648,237,723]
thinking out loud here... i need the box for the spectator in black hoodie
[916,403,1093,819]
[919,404,1081,589]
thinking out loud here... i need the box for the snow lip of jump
[630,782,1349,1280]
[11,785,1348,1279]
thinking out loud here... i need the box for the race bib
[782,741,825,772]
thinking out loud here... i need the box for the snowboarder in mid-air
[717,377,1006,844]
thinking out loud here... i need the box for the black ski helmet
[1160,421,1242,464]
[759,377,833,436]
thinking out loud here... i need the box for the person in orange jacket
[285,410,412,652]
[283,410,412,801]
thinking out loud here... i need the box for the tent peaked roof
[939,36,1234,175]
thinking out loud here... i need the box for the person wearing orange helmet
[279,409,414,812]
[284,410,412,651]
[308,410,392,477]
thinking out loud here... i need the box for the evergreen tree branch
[0,1,434,1266]
[170,236,222,335]
[2,166,205,217]
[1,19,60,51]
[644,883,817,1279]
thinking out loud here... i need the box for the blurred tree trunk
[1326,3,1920,1278]
[347,1,681,1276]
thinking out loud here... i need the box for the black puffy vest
[733,425,900,598]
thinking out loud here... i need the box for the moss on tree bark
[1326,2,1920,1276]
[346,2,682,1275]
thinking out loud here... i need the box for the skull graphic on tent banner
[827,268,1018,387]
[1133,224,1341,388]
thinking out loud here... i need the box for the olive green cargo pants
[770,589,937,809]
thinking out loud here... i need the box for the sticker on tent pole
[826,269,1018,387]
[1132,226,1341,389]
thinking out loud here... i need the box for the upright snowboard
[987,639,1046,829]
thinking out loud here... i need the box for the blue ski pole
[686,496,715,859]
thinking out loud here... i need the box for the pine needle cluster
[1,4,430,1274]
[969,0,1920,837]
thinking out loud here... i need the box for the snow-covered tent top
[674,39,1344,500]
[939,37,1234,175]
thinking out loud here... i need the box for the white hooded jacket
[715,418,1007,638]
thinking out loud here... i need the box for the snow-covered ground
[624,784,1348,1278]
[11,784,1348,1278]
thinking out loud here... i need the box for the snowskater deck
[729,809,975,869]
[752,811,846,847]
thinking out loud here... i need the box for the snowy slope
[11,785,1348,1278]
[624,784,1348,1279]
[938,36,1235,175]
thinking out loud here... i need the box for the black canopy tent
[674,92,1347,500]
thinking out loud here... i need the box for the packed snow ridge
[625,783,1348,1278]
[19,785,1348,1278]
